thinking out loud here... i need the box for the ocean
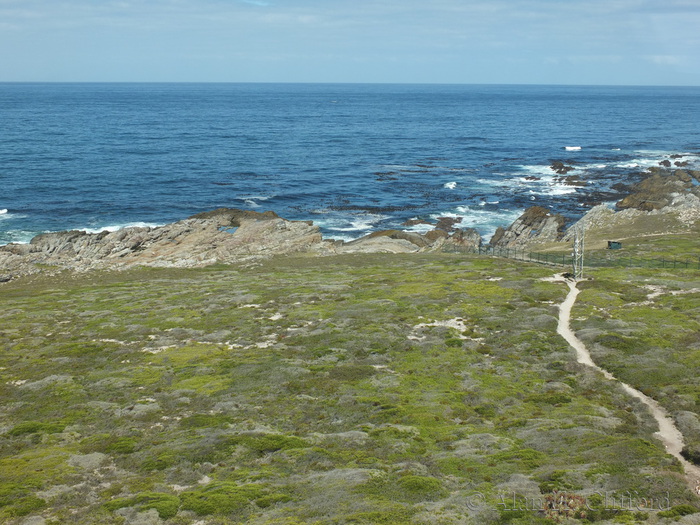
[1,83,699,246]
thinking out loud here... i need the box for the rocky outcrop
[562,191,700,244]
[3,163,698,280]
[0,209,326,277]
[616,168,697,212]
[333,225,481,254]
[489,206,566,248]
[0,208,484,280]
[550,161,575,175]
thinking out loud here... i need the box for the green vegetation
[1,249,698,524]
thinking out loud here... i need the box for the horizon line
[1,80,700,89]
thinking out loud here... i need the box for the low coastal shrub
[681,444,700,466]
[81,434,139,454]
[0,484,46,517]
[657,504,699,518]
[225,434,309,454]
[1,496,46,518]
[105,492,181,519]
[2,253,699,523]
[356,473,446,503]
[7,421,65,436]
[180,413,235,429]
[343,507,415,524]
[491,448,547,470]
[180,482,265,515]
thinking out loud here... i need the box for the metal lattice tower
[572,226,585,280]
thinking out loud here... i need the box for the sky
[1,0,699,85]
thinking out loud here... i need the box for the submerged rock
[550,161,575,175]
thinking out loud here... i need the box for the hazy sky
[1,0,699,85]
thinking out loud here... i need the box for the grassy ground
[1,252,698,524]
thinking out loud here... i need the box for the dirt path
[553,275,700,495]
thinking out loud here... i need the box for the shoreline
[1,166,699,282]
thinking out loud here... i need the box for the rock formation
[0,209,325,279]
[489,206,566,248]
[616,168,698,212]
[2,166,699,282]
[550,161,575,175]
[0,208,484,280]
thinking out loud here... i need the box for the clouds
[0,0,698,84]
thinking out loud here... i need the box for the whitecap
[451,205,525,239]
[520,164,558,177]
[79,222,161,234]
[0,209,7,215]
[528,186,578,196]
[403,205,524,240]
[401,221,434,234]
[565,146,582,151]
[444,182,457,190]
[316,212,389,240]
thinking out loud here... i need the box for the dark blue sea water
[1,83,699,245]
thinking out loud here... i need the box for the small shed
[607,241,622,250]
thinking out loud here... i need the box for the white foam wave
[520,165,559,177]
[79,222,161,234]
[564,146,582,151]
[0,229,38,245]
[317,212,389,240]
[238,195,276,208]
[529,186,577,196]
[623,150,700,170]
[444,182,457,190]
[403,206,524,240]
[0,210,28,221]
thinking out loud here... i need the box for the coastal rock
[0,207,486,277]
[562,191,700,245]
[550,161,575,175]
[1,208,326,275]
[335,226,482,254]
[335,233,423,254]
[616,169,695,212]
[489,207,566,248]
[437,228,482,252]
[434,216,463,232]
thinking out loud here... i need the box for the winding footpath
[553,275,700,495]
